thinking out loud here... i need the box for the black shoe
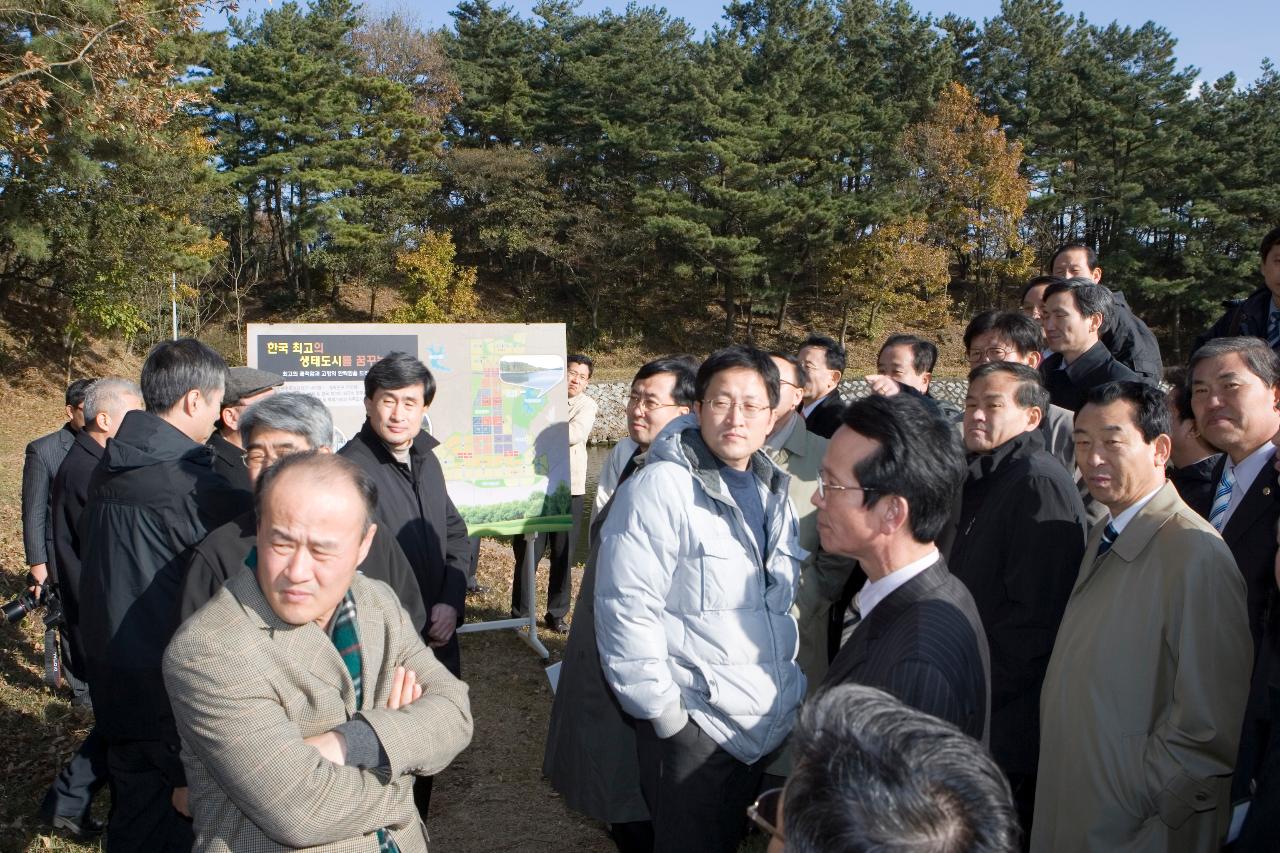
[466,584,489,596]
[544,614,569,633]
[42,812,105,840]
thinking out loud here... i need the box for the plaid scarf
[329,591,399,853]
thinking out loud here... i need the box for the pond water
[576,442,616,558]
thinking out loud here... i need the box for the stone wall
[585,377,970,443]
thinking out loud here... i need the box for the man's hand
[27,563,47,596]
[172,786,191,818]
[304,730,348,765]
[427,603,458,647]
[387,665,423,709]
[864,375,900,397]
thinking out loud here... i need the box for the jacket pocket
[1155,771,1220,830]
[698,536,757,611]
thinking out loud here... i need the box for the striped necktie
[1097,522,1119,558]
[1209,464,1237,532]
[1269,310,1280,349]
[839,599,862,647]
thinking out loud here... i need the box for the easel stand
[456,532,549,659]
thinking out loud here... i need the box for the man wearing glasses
[595,345,806,853]
[178,392,427,634]
[814,394,989,743]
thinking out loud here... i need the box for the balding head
[254,452,378,627]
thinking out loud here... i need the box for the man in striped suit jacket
[164,452,472,852]
[815,394,990,743]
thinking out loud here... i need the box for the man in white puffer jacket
[595,346,807,853]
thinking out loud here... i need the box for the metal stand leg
[455,531,550,659]
[519,531,550,658]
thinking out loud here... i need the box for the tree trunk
[839,302,850,347]
[722,273,735,341]
[775,287,789,332]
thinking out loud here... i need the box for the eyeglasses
[626,396,683,413]
[966,346,1014,365]
[242,446,300,467]
[748,787,785,842]
[779,379,802,389]
[815,474,878,501]
[702,398,772,419]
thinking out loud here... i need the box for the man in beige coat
[1033,381,1252,853]
[164,452,473,852]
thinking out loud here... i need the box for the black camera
[3,584,63,628]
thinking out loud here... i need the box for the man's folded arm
[353,599,474,777]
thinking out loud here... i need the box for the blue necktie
[1210,465,1236,533]
[1097,522,1119,558]
[1268,310,1280,349]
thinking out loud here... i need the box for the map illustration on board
[435,336,572,534]
[248,322,572,537]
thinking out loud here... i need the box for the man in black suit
[949,362,1087,837]
[1163,368,1222,510]
[39,378,143,840]
[1050,242,1163,380]
[337,351,471,822]
[815,393,990,743]
[1041,279,1142,412]
[797,334,846,439]
[21,377,93,598]
[1187,336,1280,839]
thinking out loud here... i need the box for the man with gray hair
[78,339,247,853]
[750,684,1018,852]
[164,452,473,852]
[180,392,427,634]
[38,378,143,839]
[1040,279,1142,412]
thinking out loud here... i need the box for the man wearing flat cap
[209,366,284,491]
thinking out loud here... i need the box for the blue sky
[205,0,1274,88]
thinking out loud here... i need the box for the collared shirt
[1108,484,1165,535]
[765,411,800,451]
[856,548,940,621]
[801,396,824,419]
[1221,441,1275,527]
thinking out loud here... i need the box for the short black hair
[140,338,229,414]
[800,334,846,374]
[1260,226,1280,263]
[1190,335,1280,389]
[364,351,436,406]
[1050,242,1098,271]
[768,350,809,392]
[963,310,1045,355]
[1164,367,1194,424]
[66,377,95,408]
[1044,279,1113,323]
[632,356,697,408]
[880,333,937,374]
[839,394,965,543]
[255,450,378,532]
[1020,274,1066,301]
[967,362,1050,414]
[1082,380,1170,443]
[568,353,593,377]
[694,345,781,410]
[784,684,1019,853]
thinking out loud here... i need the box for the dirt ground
[0,383,615,852]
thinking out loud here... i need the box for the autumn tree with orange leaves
[904,81,1033,309]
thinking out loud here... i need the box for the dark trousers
[104,739,192,853]
[41,725,108,819]
[1237,683,1280,851]
[1007,772,1036,851]
[465,535,482,589]
[511,495,584,618]
[636,719,763,853]
[609,820,655,853]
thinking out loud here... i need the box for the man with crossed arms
[164,452,472,851]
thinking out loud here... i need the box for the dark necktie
[1097,522,1119,558]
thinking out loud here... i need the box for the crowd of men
[15,230,1280,852]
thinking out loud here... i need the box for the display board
[248,323,572,536]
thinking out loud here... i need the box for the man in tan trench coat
[1033,381,1252,852]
